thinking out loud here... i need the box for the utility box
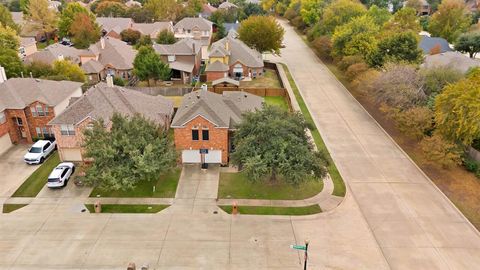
[94,201,102,213]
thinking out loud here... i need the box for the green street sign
[290,245,307,251]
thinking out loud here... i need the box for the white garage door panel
[182,150,201,163]
[61,148,83,161]
[0,134,12,156]
[204,150,221,163]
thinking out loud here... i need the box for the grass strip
[282,64,346,197]
[84,204,169,213]
[12,152,60,197]
[264,96,289,111]
[219,204,322,216]
[2,204,28,213]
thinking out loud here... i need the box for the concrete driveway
[0,145,37,200]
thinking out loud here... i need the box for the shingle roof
[153,38,201,55]
[81,60,104,74]
[218,1,238,9]
[173,17,213,32]
[0,78,82,111]
[205,61,229,72]
[89,38,136,70]
[202,3,217,15]
[212,77,239,86]
[422,51,480,73]
[49,83,174,126]
[24,44,88,65]
[419,36,453,54]
[11,12,24,25]
[96,17,133,33]
[132,22,173,37]
[20,37,36,47]
[171,90,263,128]
[209,35,263,68]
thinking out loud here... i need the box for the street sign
[290,245,307,251]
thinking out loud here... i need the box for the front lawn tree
[120,29,142,45]
[455,32,480,59]
[367,31,422,67]
[58,3,94,38]
[69,12,101,48]
[25,0,57,40]
[231,106,329,185]
[428,0,471,43]
[83,113,177,191]
[156,29,176,44]
[238,15,285,54]
[133,46,171,86]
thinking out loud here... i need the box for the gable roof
[202,3,217,15]
[174,17,213,32]
[212,77,239,86]
[153,38,201,56]
[218,1,238,9]
[24,43,89,65]
[0,78,82,111]
[205,61,229,72]
[81,59,104,74]
[96,17,133,33]
[20,37,36,48]
[209,35,263,68]
[419,36,453,54]
[132,22,173,37]
[422,51,480,73]
[89,37,136,70]
[49,83,174,126]
[171,90,263,128]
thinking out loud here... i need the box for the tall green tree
[332,15,379,59]
[455,32,480,59]
[133,46,171,86]
[69,12,101,48]
[238,15,284,54]
[428,0,471,43]
[383,7,421,34]
[156,29,176,44]
[58,3,95,38]
[0,4,20,32]
[0,47,23,78]
[144,0,179,20]
[366,4,391,25]
[25,0,57,40]
[83,113,177,191]
[367,31,422,67]
[121,29,142,45]
[94,1,127,17]
[52,60,86,82]
[0,25,20,51]
[319,0,367,35]
[435,72,480,145]
[231,106,329,184]
[300,0,325,26]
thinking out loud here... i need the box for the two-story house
[96,17,134,39]
[0,67,82,155]
[173,17,213,62]
[153,38,202,84]
[205,31,264,81]
[171,88,263,165]
[49,76,174,161]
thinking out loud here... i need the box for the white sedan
[47,163,75,188]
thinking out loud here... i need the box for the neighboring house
[19,37,37,59]
[96,17,134,39]
[205,31,264,81]
[218,1,238,9]
[154,38,202,84]
[224,22,239,32]
[419,34,453,55]
[125,0,142,7]
[24,43,88,65]
[173,17,213,61]
[11,11,50,42]
[466,0,479,12]
[132,22,174,39]
[201,3,217,18]
[0,67,82,155]
[171,88,263,165]
[49,77,174,161]
[422,51,480,73]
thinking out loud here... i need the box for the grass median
[85,204,169,213]
[12,152,60,197]
[219,204,322,216]
[2,204,28,213]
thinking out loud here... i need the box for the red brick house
[49,78,174,161]
[0,72,83,156]
[171,89,263,165]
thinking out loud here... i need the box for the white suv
[24,140,56,165]
[47,163,75,188]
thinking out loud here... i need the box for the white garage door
[204,150,222,163]
[61,148,83,161]
[0,133,12,156]
[182,150,201,163]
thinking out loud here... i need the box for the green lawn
[218,171,323,200]
[240,69,282,88]
[264,96,289,110]
[12,152,60,197]
[85,204,169,213]
[219,204,322,215]
[89,168,181,198]
[282,64,346,197]
[2,204,28,213]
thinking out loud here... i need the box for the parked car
[23,140,56,165]
[47,163,75,188]
[60,38,74,47]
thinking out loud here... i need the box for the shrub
[382,105,434,139]
[463,157,479,173]
[284,8,297,20]
[337,55,364,71]
[472,138,480,151]
[113,77,126,86]
[312,36,332,60]
[291,16,306,30]
[345,62,369,81]
[420,133,462,169]
[351,69,380,95]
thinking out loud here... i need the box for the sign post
[290,240,309,270]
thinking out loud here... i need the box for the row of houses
[0,70,263,164]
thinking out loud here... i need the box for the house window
[36,105,45,116]
[36,127,41,137]
[0,111,5,124]
[45,106,49,116]
[60,124,75,136]
[168,55,176,62]
[192,129,199,141]
[14,117,23,126]
[202,130,209,141]
[42,127,49,137]
[31,107,37,117]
